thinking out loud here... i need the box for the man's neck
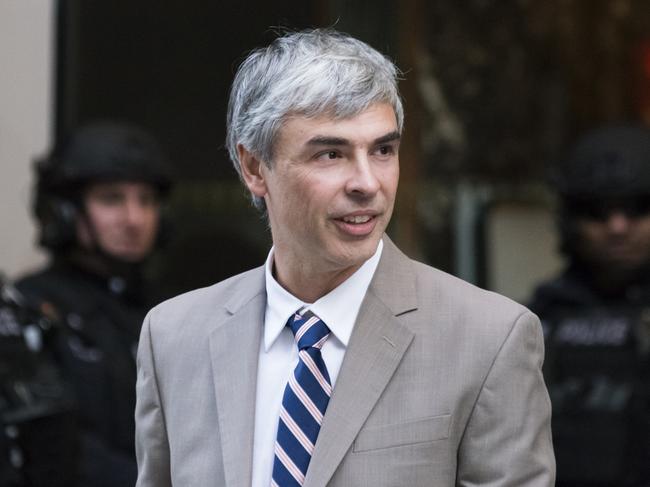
[570,259,650,298]
[272,258,362,303]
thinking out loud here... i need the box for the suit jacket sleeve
[135,312,172,487]
[457,310,555,486]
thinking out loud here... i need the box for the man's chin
[108,248,150,263]
[603,254,648,272]
[591,258,649,286]
[333,237,381,265]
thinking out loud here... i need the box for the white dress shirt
[251,241,383,487]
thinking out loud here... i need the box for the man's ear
[75,212,93,249]
[238,144,268,198]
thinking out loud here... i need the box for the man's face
[78,181,161,263]
[246,103,400,290]
[575,204,650,276]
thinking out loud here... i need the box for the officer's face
[239,103,400,300]
[576,208,650,275]
[77,181,161,263]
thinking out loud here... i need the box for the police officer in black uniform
[529,125,650,486]
[15,121,173,487]
[0,276,77,486]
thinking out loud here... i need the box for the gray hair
[226,28,404,209]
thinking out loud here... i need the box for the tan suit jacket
[135,236,555,486]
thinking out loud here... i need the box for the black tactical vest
[0,281,78,486]
[541,304,650,486]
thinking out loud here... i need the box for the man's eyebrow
[374,131,401,145]
[306,130,401,147]
[306,136,349,146]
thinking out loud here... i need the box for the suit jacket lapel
[304,236,418,487]
[208,268,266,487]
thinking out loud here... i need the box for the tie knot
[288,309,330,350]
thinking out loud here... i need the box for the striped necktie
[271,309,332,487]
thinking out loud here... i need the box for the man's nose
[346,156,380,196]
[123,199,148,225]
[605,211,632,234]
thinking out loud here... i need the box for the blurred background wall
[0,0,54,278]
[3,0,650,302]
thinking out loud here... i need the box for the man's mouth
[333,212,380,237]
[341,215,372,224]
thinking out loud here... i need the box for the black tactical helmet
[554,124,650,259]
[33,121,173,250]
[553,124,650,199]
[41,121,173,194]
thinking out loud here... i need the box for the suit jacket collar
[209,267,266,487]
[370,235,419,316]
[305,235,418,486]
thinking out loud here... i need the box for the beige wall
[0,0,54,278]
[485,203,564,304]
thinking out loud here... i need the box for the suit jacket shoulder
[373,238,531,346]
[411,259,530,333]
[323,236,554,486]
[145,265,266,340]
[136,264,267,487]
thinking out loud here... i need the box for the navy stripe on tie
[276,420,311,464]
[272,449,303,487]
[282,388,321,445]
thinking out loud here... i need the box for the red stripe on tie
[299,350,332,396]
[289,371,323,424]
[280,405,315,454]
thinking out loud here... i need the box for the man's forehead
[85,180,158,193]
[279,103,399,144]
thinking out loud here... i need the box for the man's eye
[97,193,123,205]
[317,150,339,160]
[377,145,393,156]
[138,191,159,207]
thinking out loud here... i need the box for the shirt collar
[263,240,383,351]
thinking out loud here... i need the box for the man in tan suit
[135,29,555,486]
